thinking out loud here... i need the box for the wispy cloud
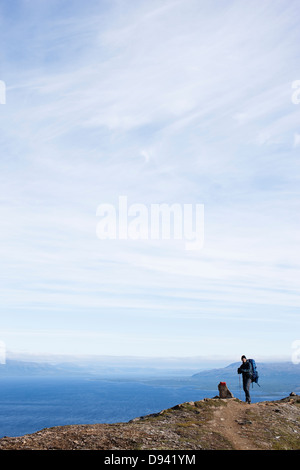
[0,0,300,358]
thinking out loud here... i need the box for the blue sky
[0,0,299,361]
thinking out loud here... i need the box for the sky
[0,0,299,362]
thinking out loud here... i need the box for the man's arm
[238,362,251,374]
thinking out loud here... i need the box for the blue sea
[0,376,288,438]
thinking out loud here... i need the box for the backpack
[248,358,259,385]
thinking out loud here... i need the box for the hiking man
[237,355,252,404]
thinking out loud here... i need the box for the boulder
[218,381,234,399]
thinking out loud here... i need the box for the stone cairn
[218,381,234,399]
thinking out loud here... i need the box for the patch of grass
[195,399,227,408]
[270,421,300,450]
[180,403,197,412]
[271,432,300,450]
[209,431,235,450]
[175,420,200,428]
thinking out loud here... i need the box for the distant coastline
[0,358,298,439]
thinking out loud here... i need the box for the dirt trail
[209,400,259,450]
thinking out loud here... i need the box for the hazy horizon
[5,350,291,365]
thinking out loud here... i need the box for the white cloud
[1,0,300,357]
[294,133,300,147]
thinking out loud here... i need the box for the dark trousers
[242,376,251,403]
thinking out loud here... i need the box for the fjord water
[0,376,206,438]
[0,376,288,438]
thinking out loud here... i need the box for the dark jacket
[237,361,252,379]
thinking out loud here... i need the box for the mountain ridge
[0,395,299,450]
[1,359,299,392]
[190,361,300,393]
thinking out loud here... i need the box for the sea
[0,376,289,438]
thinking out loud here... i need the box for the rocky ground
[0,395,299,451]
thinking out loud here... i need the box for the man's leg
[243,377,251,403]
[245,378,251,403]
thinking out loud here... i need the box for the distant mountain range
[0,359,299,394]
[190,361,300,393]
[0,359,89,377]
[0,358,201,377]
